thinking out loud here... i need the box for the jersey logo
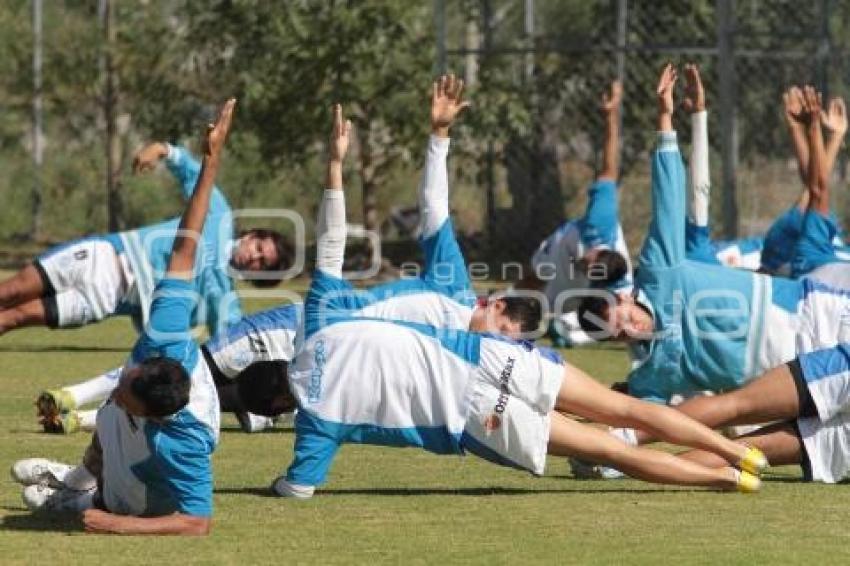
[248,332,268,356]
[484,357,516,431]
[307,340,326,403]
[74,249,89,261]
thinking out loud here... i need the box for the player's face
[112,368,148,417]
[607,296,654,341]
[232,234,279,272]
[470,300,523,338]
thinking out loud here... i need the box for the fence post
[434,0,446,75]
[717,0,738,238]
[32,0,43,240]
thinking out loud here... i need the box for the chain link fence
[435,0,850,271]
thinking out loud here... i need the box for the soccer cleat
[738,446,769,476]
[58,411,81,435]
[11,458,73,487]
[36,389,76,433]
[22,484,94,513]
[236,412,276,433]
[734,469,761,494]
[569,458,626,480]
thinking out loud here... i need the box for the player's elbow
[179,515,212,536]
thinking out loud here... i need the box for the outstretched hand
[656,63,677,117]
[783,86,805,125]
[431,73,470,137]
[132,143,168,175]
[681,63,705,114]
[821,96,847,136]
[329,103,353,163]
[600,80,623,115]
[799,85,823,127]
[202,98,236,159]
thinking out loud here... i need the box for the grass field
[2,292,850,565]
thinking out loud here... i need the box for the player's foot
[11,458,73,487]
[236,412,276,433]
[733,469,761,494]
[36,389,76,433]
[738,446,769,477]
[22,484,94,513]
[569,458,626,480]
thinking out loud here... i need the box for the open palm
[431,74,470,132]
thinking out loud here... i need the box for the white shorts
[462,339,564,475]
[807,262,850,290]
[36,238,133,328]
[793,281,850,481]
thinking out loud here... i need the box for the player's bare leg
[547,412,744,489]
[632,364,801,445]
[0,265,46,310]
[555,363,763,472]
[678,422,804,469]
[0,299,48,335]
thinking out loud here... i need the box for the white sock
[65,367,123,407]
[610,427,638,446]
[64,465,97,492]
[77,409,98,431]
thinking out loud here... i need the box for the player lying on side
[0,137,292,339]
[680,64,763,271]
[530,80,631,347]
[35,303,301,434]
[760,86,850,277]
[10,99,236,535]
[267,102,767,500]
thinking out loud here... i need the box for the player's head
[235,360,295,417]
[580,248,628,287]
[113,358,191,418]
[577,291,653,342]
[469,293,542,338]
[231,229,294,287]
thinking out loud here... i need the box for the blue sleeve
[285,410,341,487]
[761,207,803,271]
[204,289,243,339]
[580,179,619,249]
[154,427,214,517]
[420,219,472,294]
[627,365,669,405]
[685,220,721,265]
[304,270,370,338]
[132,278,199,371]
[165,145,230,214]
[639,132,687,269]
[791,211,840,277]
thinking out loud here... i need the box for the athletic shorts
[792,281,850,482]
[35,237,133,328]
[461,338,564,476]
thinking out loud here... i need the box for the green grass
[1,294,850,564]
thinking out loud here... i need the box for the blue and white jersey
[338,219,477,329]
[762,206,848,276]
[629,132,802,403]
[204,303,302,379]
[282,270,564,489]
[104,145,241,335]
[685,221,763,271]
[532,179,633,312]
[97,278,219,517]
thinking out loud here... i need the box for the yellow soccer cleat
[36,390,76,434]
[738,446,769,476]
[735,469,761,494]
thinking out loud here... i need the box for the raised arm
[783,86,811,210]
[684,64,709,227]
[822,96,847,190]
[639,64,687,269]
[598,80,622,182]
[315,104,352,278]
[167,98,236,278]
[418,74,470,238]
[804,87,829,215]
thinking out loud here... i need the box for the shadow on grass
[215,485,701,498]
[0,345,127,353]
[1,509,81,533]
[219,426,295,435]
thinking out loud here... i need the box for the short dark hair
[498,294,543,333]
[587,250,628,288]
[239,229,294,288]
[577,294,614,338]
[131,358,191,417]
[235,361,295,417]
